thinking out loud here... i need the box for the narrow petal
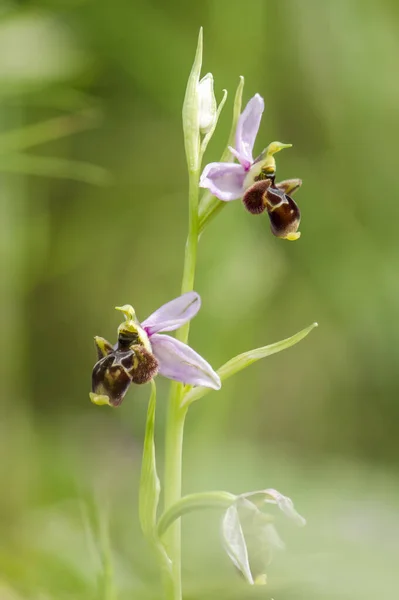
[199,162,246,201]
[234,94,264,169]
[151,334,221,389]
[142,292,201,335]
[228,146,252,171]
[275,178,302,195]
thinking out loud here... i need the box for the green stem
[163,396,187,600]
[178,168,201,342]
[157,491,236,538]
[163,168,200,600]
[98,508,117,600]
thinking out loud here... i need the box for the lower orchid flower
[90,291,221,406]
[199,94,302,240]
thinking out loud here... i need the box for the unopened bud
[198,73,217,134]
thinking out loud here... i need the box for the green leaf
[0,154,110,185]
[139,380,160,540]
[0,110,101,153]
[222,503,254,585]
[182,28,203,172]
[97,508,117,600]
[183,322,318,406]
[198,75,245,234]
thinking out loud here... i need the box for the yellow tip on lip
[89,392,112,406]
[284,231,301,241]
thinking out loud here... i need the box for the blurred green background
[1,0,399,598]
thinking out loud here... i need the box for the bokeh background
[1,0,399,598]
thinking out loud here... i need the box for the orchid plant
[90,29,317,600]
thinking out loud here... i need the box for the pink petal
[228,146,252,171]
[142,292,201,335]
[234,94,264,169]
[199,162,246,201]
[150,334,221,389]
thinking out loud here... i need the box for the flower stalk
[163,395,187,600]
[157,491,237,538]
[163,29,204,600]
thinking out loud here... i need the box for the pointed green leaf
[182,28,203,172]
[139,380,160,539]
[222,503,254,585]
[0,154,110,185]
[183,322,318,406]
[198,75,244,234]
[0,110,100,154]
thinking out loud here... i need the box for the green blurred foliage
[1,0,399,598]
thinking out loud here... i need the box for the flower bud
[198,73,217,134]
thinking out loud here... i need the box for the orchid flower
[200,94,302,240]
[90,292,221,406]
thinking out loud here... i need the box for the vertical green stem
[98,508,117,600]
[163,393,187,600]
[179,167,201,341]
[163,167,200,600]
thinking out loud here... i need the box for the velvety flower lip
[90,292,221,406]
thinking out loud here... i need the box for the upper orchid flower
[200,94,302,241]
[90,292,221,406]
